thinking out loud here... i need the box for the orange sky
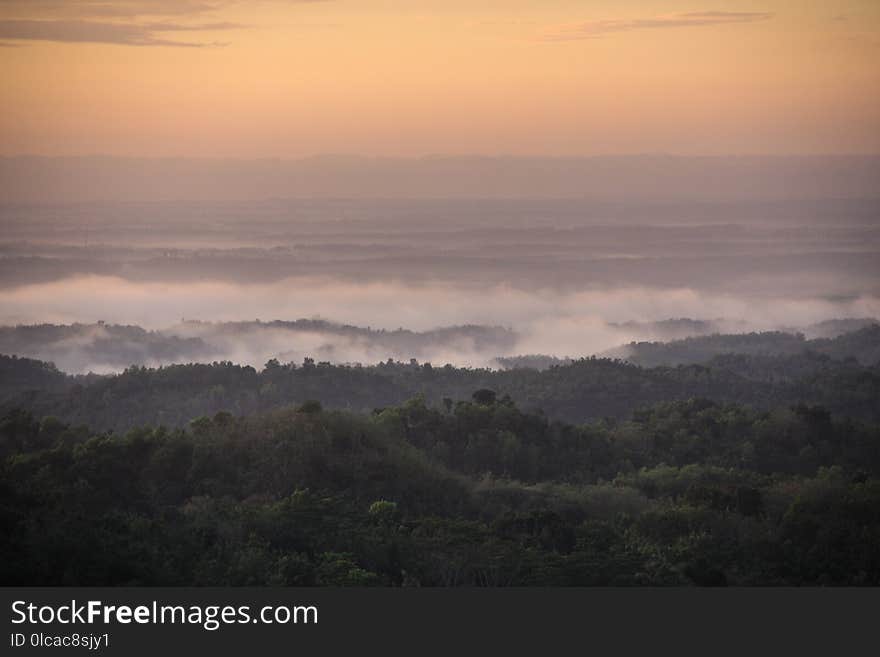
[1,1,878,157]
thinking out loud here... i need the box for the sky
[0,1,878,157]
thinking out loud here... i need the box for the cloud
[0,1,328,19]
[0,18,241,46]
[0,1,222,19]
[542,11,773,42]
[0,1,328,46]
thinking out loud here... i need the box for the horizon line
[3,153,880,161]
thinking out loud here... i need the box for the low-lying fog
[0,277,877,374]
[1,197,878,373]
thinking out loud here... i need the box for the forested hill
[619,324,880,368]
[2,350,878,432]
[3,326,880,586]
[3,395,879,585]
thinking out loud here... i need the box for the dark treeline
[2,347,879,432]
[621,324,880,368]
[2,393,879,586]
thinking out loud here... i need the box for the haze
[1,195,878,372]
[1,2,878,372]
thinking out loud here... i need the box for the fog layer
[1,197,877,372]
[1,276,877,373]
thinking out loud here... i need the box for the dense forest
[2,322,879,585]
[2,394,878,586]
[2,334,878,432]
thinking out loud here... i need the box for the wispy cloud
[0,0,329,18]
[0,1,222,19]
[0,0,328,46]
[0,18,241,46]
[542,11,773,42]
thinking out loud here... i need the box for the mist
[1,194,878,373]
[1,275,877,373]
